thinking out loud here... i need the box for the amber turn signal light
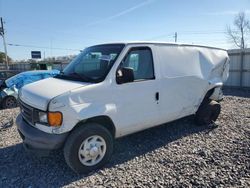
[48,112,63,127]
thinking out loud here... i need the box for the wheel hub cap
[89,146,99,157]
[78,135,107,166]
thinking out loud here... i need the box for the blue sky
[0,0,249,60]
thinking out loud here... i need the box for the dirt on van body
[0,89,249,187]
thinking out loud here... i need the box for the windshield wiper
[54,72,66,79]
[68,72,94,82]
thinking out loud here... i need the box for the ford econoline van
[16,42,229,173]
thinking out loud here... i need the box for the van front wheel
[195,100,221,126]
[64,123,113,174]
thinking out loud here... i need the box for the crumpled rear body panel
[157,45,229,83]
[156,45,229,123]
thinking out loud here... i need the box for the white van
[16,42,229,173]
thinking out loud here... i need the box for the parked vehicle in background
[0,70,60,109]
[16,42,229,173]
[0,70,19,84]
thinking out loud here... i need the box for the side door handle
[155,92,159,101]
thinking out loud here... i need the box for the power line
[179,31,227,35]
[6,29,237,53]
[7,43,82,52]
[146,30,231,41]
[146,33,173,40]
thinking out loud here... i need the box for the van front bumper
[16,114,68,151]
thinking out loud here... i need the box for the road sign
[31,51,41,59]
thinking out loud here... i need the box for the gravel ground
[0,90,249,187]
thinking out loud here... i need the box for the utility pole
[0,17,9,69]
[174,32,177,43]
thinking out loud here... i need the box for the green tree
[0,51,12,64]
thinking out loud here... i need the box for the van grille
[19,100,34,125]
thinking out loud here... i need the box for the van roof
[94,41,227,51]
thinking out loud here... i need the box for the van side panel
[156,45,229,123]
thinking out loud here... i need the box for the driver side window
[121,47,155,81]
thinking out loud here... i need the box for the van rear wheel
[63,123,113,174]
[195,100,221,126]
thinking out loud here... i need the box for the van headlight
[38,111,48,123]
[36,111,63,127]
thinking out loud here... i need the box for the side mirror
[116,67,134,84]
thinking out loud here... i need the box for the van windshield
[56,44,125,83]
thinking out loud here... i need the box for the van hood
[19,77,90,110]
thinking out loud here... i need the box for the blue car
[0,70,60,109]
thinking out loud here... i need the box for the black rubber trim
[16,114,68,150]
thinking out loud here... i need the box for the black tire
[64,123,114,174]
[2,96,17,109]
[195,100,221,126]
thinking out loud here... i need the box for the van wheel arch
[73,115,116,138]
[197,88,215,112]
[195,88,221,125]
[203,88,215,103]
